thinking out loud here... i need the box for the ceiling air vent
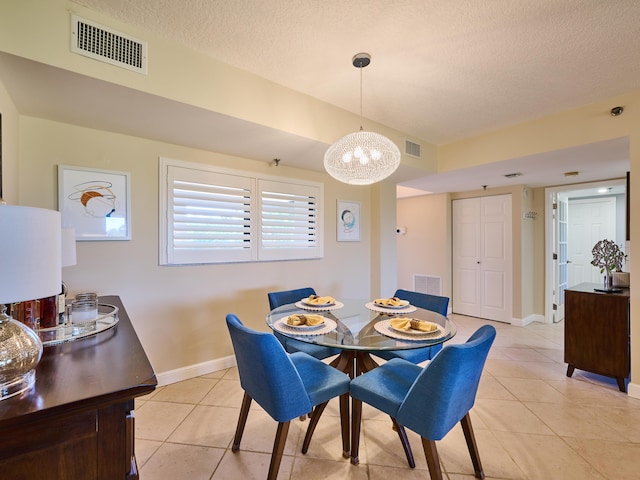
[70,15,147,74]
[404,140,421,158]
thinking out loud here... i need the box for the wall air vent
[404,140,421,158]
[413,274,442,296]
[71,15,147,74]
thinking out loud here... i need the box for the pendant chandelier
[324,53,401,185]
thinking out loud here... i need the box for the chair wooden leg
[301,394,350,457]
[268,421,290,480]
[350,397,362,465]
[232,392,252,452]
[421,437,443,480]
[392,419,415,468]
[339,393,350,458]
[460,413,485,479]
[301,401,328,453]
[299,406,312,422]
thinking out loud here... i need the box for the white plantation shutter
[160,158,323,265]
[165,164,255,264]
[259,180,322,261]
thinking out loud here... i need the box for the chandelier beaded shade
[324,53,401,185]
[324,130,401,185]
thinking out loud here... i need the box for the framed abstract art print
[58,165,131,241]
[337,200,360,242]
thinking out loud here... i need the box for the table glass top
[267,298,457,352]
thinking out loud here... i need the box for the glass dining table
[266,297,457,377]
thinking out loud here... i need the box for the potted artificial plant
[590,239,626,290]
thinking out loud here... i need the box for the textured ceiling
[71,0,640,145]
[5,1,636,194]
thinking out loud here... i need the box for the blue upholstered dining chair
[373,289,450,364]
[350,325,496,480]
[226,314,351,480]
[268,287,341,360]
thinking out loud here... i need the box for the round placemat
[274,317,337,336]
[366,302,417,315]
[295,301,344,312]
[374,319,446,341]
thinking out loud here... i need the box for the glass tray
[36,303,119,346]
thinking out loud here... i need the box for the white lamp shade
[324,130,401,185]
[0,206,62,304]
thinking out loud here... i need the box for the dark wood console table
[564,283,630,392]
[0,296,157,479]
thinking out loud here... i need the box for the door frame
[567,196,616,286]
[452,194,512,323]
[544,179,626,323]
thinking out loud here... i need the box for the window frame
[159,157,323,265]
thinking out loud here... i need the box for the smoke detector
[610,106,624,116]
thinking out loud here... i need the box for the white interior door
[452,198,481,316]
[453,195,512,323]
[568,197,616,286]
[554,195,568,322]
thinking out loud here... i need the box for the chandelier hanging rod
[353,52,371,126]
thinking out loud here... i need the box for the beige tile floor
[134,314,640,479]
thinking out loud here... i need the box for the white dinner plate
[374,299,410,309]
[284,315,326,330]
[301,298,336,307]
[389,323,441,335]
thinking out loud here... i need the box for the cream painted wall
[520,187,536,318]
[438,92,638,172]
[371,182,399,299]
[0,79,19,204]
[531,188,546,317]
[17,116,377,376]
[396,194,450,297]
[630,138,639,398]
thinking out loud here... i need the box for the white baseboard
[155,355,237,387]
[627,381,640,399]
[510,314,544,327]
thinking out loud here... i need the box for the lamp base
[0,369,36,400]
[0,306,43,401]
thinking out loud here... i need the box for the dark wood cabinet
[0,296,157,479]
[564,283,630,392]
